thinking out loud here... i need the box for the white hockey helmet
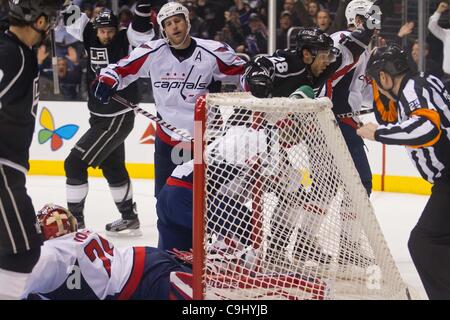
[157,2,190,30]
[156,2,191,47]
[345,0,374,26]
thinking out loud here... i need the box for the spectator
[37,45,82,100]
[409,40,444,79]
[81,2,94,20]
[428,2,450,75]
[224,7,246,50]
[196,0,234,39]
[308,1,320,24]
[396,21,415,45]
[244,13,267,56]
[276,11,293,49]
[325,0,350,34]
[93,0,109,19]
[185,0,210,39]
[118,6,133,30]
[317,0,340,13]
[283,0,302,26]
[316,9,332,32]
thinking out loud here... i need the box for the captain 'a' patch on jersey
[90,47,109,73]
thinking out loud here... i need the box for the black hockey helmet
[296,27,335,55]
[367,44,410,84]
[9,0,63,25]
[93,9,118,29]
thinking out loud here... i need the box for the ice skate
[105,216,142,237]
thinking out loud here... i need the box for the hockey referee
[358,44,450,300]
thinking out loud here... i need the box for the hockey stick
[336,109,374,119]
[50,28,60,95]
[111,94,194,141]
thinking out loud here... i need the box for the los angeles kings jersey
[66,13,155,116]
[0,31,40,173]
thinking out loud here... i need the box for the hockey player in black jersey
[243,18,379,267]
[0,0,61,299]
[359,44,450,300]
[62,2,156,235]
[243,23,378,99]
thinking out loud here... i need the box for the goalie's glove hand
[91,71,119,104]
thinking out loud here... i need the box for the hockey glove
[247,73,273,98]
[91,70,120,104]
[245,58,275,98]
[133,0,154,32]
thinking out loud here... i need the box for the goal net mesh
[192,93,410,300]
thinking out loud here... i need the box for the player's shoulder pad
[330,30,351,43]
[195,37,232,52]
[0,35,22,63]
[195,37,243,61]
[137,38,166,50]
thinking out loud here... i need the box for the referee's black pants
[408,174,450,300]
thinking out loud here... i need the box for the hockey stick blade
[111,94,194,142]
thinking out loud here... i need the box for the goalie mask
[156,2,191,48]
[37,204,78,240]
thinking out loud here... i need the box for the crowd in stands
[1,0,449,101]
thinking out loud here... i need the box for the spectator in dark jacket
[276,11,293,49]
[244,12,267,56]
[186,0,210,39]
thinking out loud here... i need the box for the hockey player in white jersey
[317,0,376,196]
[24,204,191,300]
[91,2,246,199]
[312,0,379,267]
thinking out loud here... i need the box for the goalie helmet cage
[193,93,411,300]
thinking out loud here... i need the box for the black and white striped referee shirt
[374,72,450,184]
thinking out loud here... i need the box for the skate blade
[106,228,143,237]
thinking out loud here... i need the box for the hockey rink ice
[27,175,429,300]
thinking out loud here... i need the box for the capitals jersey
[374,72,450,183]
[317,30,373,116]
[66,13,155,116]
[23,230,144,300]
[0,31,40,173]
[100,38,245,141]
[167,159,193,188]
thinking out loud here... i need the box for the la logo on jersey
[90,48,109,73]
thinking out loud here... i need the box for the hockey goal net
[192,92,411,300]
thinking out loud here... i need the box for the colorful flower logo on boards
[38,107,79,151]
